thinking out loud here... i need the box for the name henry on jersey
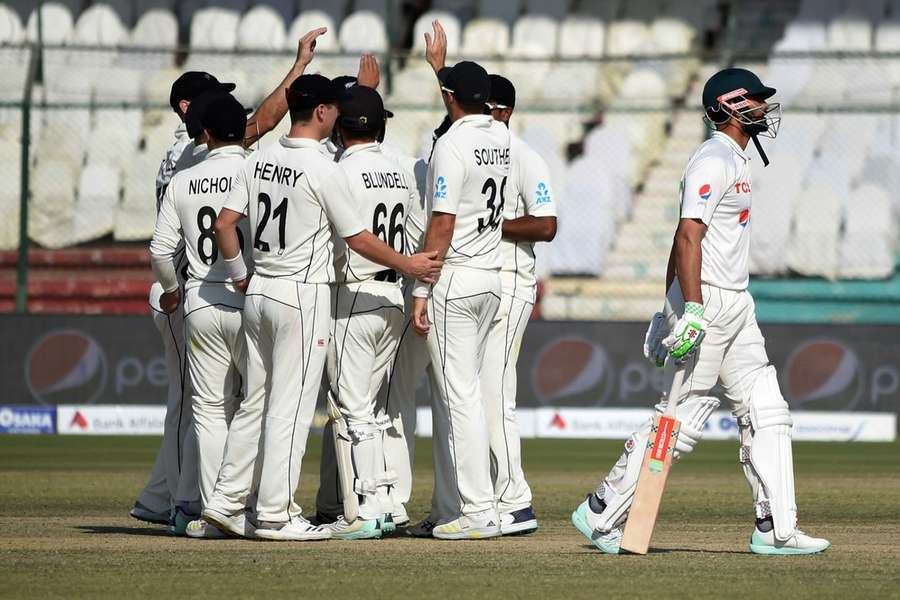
[188,176,232,195]
[361,171,410,191]
[253,161,304,187]
[474,147,510,166]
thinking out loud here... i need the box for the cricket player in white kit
[482,74,557,535]
[208,74,441,541]
[571,68,830,555]
[149,94,251,539]
[130,28,329,530]
[322,86,421,539]
[411,59,509,540]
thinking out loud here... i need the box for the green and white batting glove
[643,312,668,368]
[663,302,707,363]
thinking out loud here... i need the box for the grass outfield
[0,436,898,599]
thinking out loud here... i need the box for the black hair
[457,100,487,115]
[289,105,316,123]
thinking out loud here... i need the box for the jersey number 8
[197,206,244,266]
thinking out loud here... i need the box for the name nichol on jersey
[362,171,409,190]
[188,175,231,195]
[473,147,510,166]
[253,161,304,187]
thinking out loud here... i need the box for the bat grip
[663,367,686,417]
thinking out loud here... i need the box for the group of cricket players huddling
[129,20,829,554]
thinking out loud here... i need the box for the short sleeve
[319,167,365,239]
[680,155,729,225]
[428,139,465,215]
[518,147,557,218]
[223,159,251,216]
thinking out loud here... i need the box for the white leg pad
[745,366,797,541]
[591,395,720,532]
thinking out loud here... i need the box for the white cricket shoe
[185,518,229,539]
[571,496,621,554]
[391,504,410,527]
[201,508,255,539]
[749,527,830,555]
[253,517,332,541]
[432,511,501,540]
[500,506,538,535]
[327,516,382,540]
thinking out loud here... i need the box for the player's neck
[288,122,327,141]
[719,123,751,150]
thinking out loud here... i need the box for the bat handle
[663,366,686,417]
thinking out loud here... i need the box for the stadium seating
[412,11,462,56]
[839,184,898,279]
[25,2,74,44]
[237,5,287,50]
[0,3,24,44]
[73,163,119,244]
[338,10,388,53]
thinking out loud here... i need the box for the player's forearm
[150,253,179,293]
[214,211,244,261]
[243,62,306,147]
[346,230,410,274]
[673,227,703,304]
[422,212,455,259]
[665,242,677,293]
[502,216,557,242]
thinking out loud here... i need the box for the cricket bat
[620,367,685,555]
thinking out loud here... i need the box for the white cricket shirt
[334,142,419,284]
[425,114,511,270]
[679,131,753,291]
[151,145,251,291]
[381,142,428,255]
[223,135,364,284]
[155,123,208,210]
[501,133,557,303]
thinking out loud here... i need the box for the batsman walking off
[571,68,830,555]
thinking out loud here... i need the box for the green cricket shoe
[571,497,621,554]
[379,513,396,535]
[327,516,382,540]
[169,507,196,537]
[749,528,830,555]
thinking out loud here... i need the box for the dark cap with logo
[169,71,235,113]
[332,75,358,100]
[439,60,490,105]
[287,74,338,111]
[488,74,516,108]
[201,94,248,142]
[702,67,776,111]
[338,85,393,134]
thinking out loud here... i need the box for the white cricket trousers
[182,285,246,510]
[481,292,534,513]
[326,279,404,520]
[136,281,197,514]
[205,275,330,523]
[424,266,501,518]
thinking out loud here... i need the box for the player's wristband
[412,280,431,299]
[224,252,248,282]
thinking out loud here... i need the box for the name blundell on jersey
[361,171,410,190]
[252,161,304,188]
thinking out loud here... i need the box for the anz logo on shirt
[434,175,448,200]
[535,181,552,205]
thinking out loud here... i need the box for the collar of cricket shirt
[339,141,380,160]
[279,135,324,149]
[206,145,246,160]
[174,122,189,141]
[712,131,749,161]
[447,113,493,134]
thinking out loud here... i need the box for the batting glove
[663,302,707,363]
[643,312,668,368]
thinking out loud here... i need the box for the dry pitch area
[0,435,898,599]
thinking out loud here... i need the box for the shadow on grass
[579,544,745,555]
[76,525,170,537]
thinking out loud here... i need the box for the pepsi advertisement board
[0,316,897,421]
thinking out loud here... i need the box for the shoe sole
[571,504,620,555]
[405,528,435,538]
[254,529,331,541]
[129,510,169,526]
[332,529,383,541]
[750,542,831,555]
[501,519,539,536]
[202,509,253,539]
[433,527,501,540]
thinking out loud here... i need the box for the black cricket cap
[702,68,776,112]
[338,85,393,134]
[202,94,248,142]
[488,74,516,108]
[169,71,235,113]
[185,90,230,139]
[332,75,358,100]
[440,61,490,105]
[287,74,338,111]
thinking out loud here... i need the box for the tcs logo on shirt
[734,181,751,194]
